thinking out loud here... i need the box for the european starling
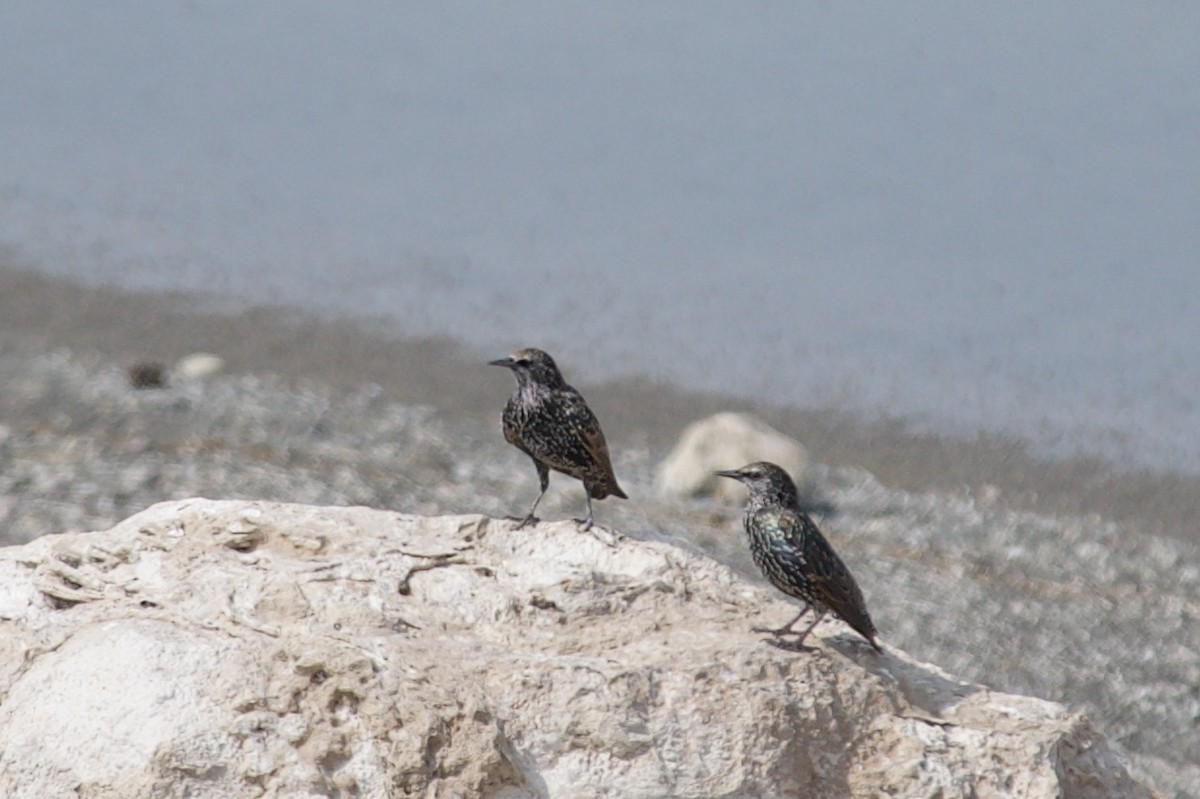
[489,348,627,530]
[716,461,882,652]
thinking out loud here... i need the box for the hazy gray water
[2,3,1198,471]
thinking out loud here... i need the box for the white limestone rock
[655,412,816,504]
[0,500,1154,798]
[173,352,226,381]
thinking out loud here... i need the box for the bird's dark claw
[753,624,817,652]
[764,636,816,653]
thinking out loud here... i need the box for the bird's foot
[513,514,539,530]
[753,625,817,652]
[573,515,594,532]
[576,521,620,547]
[764,636,817,653]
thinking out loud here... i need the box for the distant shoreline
[3,262,1196,544]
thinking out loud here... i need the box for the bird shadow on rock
[825,634,980,719]
[763,637,818,654]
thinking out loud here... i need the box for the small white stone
[656,412,816,503]
[173,352,225,381]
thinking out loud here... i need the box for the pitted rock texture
[0,500,1153,798]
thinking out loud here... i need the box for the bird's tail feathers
[591,480,628,500]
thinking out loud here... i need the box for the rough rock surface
[1,347,1195,797]
[655,412,815,504]
[0,500,1152,798]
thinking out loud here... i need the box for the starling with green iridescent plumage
[717,461,882,652]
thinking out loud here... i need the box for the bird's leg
[516,492,544,529]
[754,606,811,636]
[789,609,826,650]
[759,608,826,652]
[516,462,550,529]
[574,492,595,532]
[574,486,623,546]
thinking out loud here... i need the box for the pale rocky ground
[0,341,1196,797]
[0,499,1154,797]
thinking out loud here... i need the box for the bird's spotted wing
[524,387,613,473]
[773,508,877,642]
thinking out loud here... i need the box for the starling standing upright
[489,348,627,530]
[716,461,882,652]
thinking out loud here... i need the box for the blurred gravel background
[0,338,1194,797]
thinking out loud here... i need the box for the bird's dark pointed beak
[715,469,744,481]
[488,357,515,369]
